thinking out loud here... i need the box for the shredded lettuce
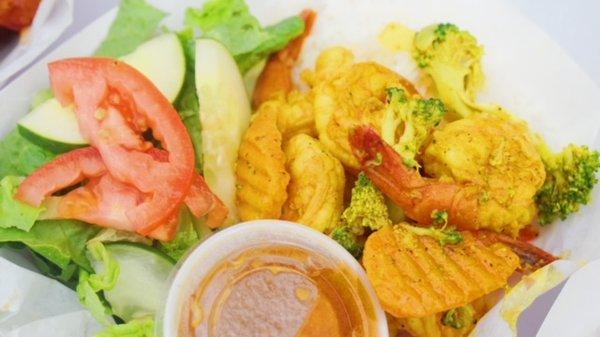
[0,219,99,271]
[158,208,200,260]
[96,317,155,337]
[77,270,115,326]
[0,176,42,231]
[174,28,203,171]
[95,0,167,58]
[185,0,305,73]
[76,241,120,326]
[0,130,56,177]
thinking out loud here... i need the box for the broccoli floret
[400,223,463,246]
[341,172,392,234]
[536,143,600,225]
[331,226,363,258]
[413,23,493,119]
[442,305,476,329]
[431,209,449,226]
[332,173,392,258]
[381,87,446,168]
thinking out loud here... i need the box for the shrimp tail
[252,9,317,109]
[474,230,558,272]
[349,126,479,228]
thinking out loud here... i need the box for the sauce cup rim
[158,219,389,337]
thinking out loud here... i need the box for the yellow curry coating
[236,108,290,221]
[422,112,546,235]
[363,225,519,318]
[305,47,417,169]
[282,134,345,233]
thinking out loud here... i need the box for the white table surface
[1,1,597,336]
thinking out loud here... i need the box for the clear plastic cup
[158,220,389,337]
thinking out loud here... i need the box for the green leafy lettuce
[95,0,167,58]
[96,317,155,337]
[157,207,200,260]
[174,28,203,170]
[76,241,120,326]
[0,130,56,177]
[185,0,305,73]
[0,219,99,271]
[0,176,43,231]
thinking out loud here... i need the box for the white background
[3,0,599,87]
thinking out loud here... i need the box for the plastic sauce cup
[159,220,389,337]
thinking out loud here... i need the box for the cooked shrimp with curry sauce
[239,14,599,337]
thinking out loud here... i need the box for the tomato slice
[48,58,195,232]
[16,147,226,240]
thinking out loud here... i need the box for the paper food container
[0,0,74,88]
[1,0,599,336]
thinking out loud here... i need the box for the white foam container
[159,220,389,337]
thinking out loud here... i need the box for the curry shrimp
[282,134,345,233]
[306,47,418,169]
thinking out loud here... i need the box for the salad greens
[0,219,99,270]
[77,242,120,326]
[95,0,167,58]
[95,317,155,337]
[0,0,306,334]
[0,176,42,231]
[185,0,305,73]
[157,207,200,260]
[174,28,204,170]
[0,130,56,176]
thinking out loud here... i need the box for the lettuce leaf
[0,130,56,177]
[0,176,42,231]
[95,0,167,58]
[157,207,200,260]
[185,0,304,73]
[76,241,120,327]
[0,219,99,270]
[174,28,203,171]
[77,270,115,327]
[95,317,154,337]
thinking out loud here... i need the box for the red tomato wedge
[16,147,226,240]
[48,58,195,233]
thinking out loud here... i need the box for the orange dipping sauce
[183,244,377,337]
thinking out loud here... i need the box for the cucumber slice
[17,34,186,152]
[121,33,186,102]
[195,39,252,224]
[17,99,87,152]
[93,242,175,322]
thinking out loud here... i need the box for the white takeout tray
[0,0,74,88]
[1,0,600,336]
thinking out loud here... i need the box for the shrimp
[252,9,317,109]
[350,126,557,270]
[349,125,481,230]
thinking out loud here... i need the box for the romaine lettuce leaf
[76,241,120,326]
[157,207,200,260]
[185,0,304,73]
[77,270,115,327]
[95,0,167,58]
[0,176,42,231]
[174,28,203,171]
[0,130,56,177]
[95,317,154,337]
[0,219,99,271]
